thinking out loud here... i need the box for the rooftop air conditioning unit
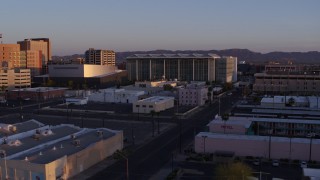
[97,130,104,137]
[70,134,76,139]
[10,126,17,133]
[73,139,80,147]
[33,134,40,140]
[0,150,5,158]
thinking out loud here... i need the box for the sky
[1,0,320,56]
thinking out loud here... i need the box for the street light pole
[116,151,129,180]
[309,133,315,162]
[218,97,221,116]
[202,135,207,154]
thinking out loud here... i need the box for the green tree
[215,162,252,180]
[68,80,74,89]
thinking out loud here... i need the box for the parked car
[300,161,307,168]
[272,160,279,167]
[253,159,260,166]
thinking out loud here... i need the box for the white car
[300,161,307,168]
[253,159,260,166]
[272,160,279,167]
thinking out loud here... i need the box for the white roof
[303,168,320,180]
[137,96,174,103]
[208,118,252,128]
[127,53,221,59]
[225,116,320,125]
[197,132,320,144]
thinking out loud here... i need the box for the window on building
[142,105,146,107]
[149,105,153,108]
[136,105,140,107]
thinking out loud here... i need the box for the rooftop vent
[60,144,64,149]
[52,146,57,151]
[9,126,17,133]
[70,134,76,139]
[97,130,104,137]
[73,140,80,147]
[24,157,28,161]
[0,150,6,158]
[32,134,40,140]
[39,151,43,156]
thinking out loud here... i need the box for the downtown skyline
[1,0,320,56]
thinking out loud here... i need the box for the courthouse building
[126,53,237,83]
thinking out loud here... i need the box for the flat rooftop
[226,116,320,125]
[12,128,116,164]
[197,132,320,144]
[1,125,80,157]
[10,87,67,92]
[137,96,174,103]
[127,53,221,59]
[0,120,44,138]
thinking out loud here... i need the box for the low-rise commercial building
[7,87,67,101]
[178,82,208,106]
[0,120,123,180]
[89,88,145,103]
[195,132,320,161]
[195,116,320,161]
[133,96,174,113]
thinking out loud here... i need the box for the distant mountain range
[53,49,320,64]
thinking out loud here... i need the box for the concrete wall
[66,131,123,179]
[133,97,174,113]
[89,89,144,103]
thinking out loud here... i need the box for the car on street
[300,161,307,168]
[253,159,260,166]
[272,159,279,167]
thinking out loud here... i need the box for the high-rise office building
[18,38,51,67]
[85,48,115,66]
[20,50,42,76]
[126,53,237,83]
[0,44,21,69]
[215,56,238,83]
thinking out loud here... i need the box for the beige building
[215,56,237,83]
[178,82,208,106]
[0,68,31,90]
[253,73,320,95]
[85,48,115,66]
[133,96,174,114]
[0,120,123,180]
[20,50,42,76]
[18,39,51,67]
[0,44,21,69]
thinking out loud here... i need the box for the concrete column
[164,59,166,80]
[193,59,195,81]
[178,59,180,80]
[150,59,152,80]
[136,60,139,80]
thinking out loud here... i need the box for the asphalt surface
[0,91,241,180]
[88,93,240,180]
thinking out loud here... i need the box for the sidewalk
[150,154,187,180]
